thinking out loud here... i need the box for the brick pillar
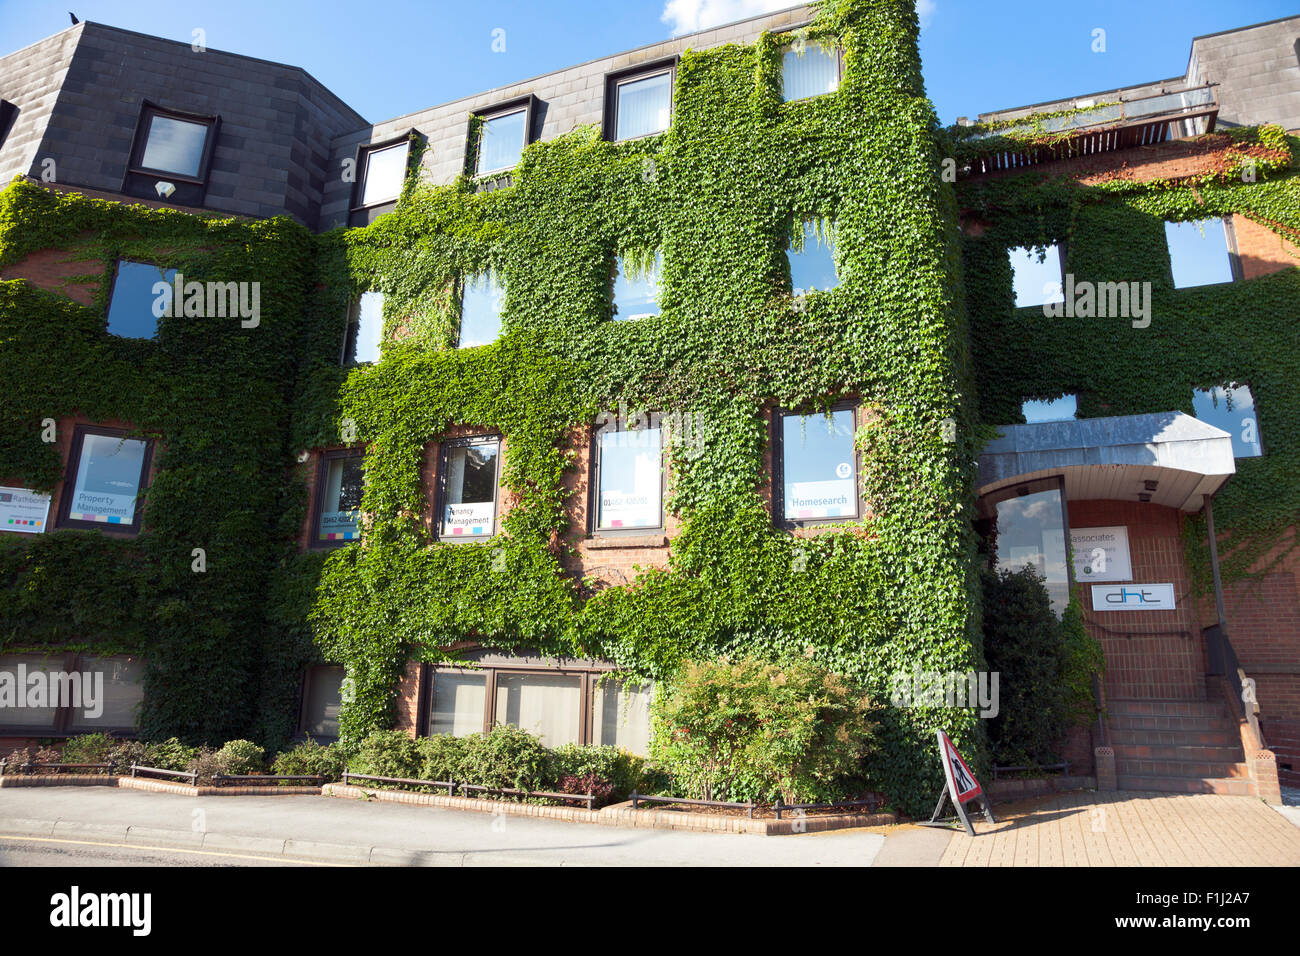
[1095,746,1116,791]
[1249,749,1282,805]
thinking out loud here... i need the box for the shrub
[106,739,148,771]
[213,739,265,775]
[144,737,201,771]
[457,724,551,792]
[62,733,117,764]
[980,566,1104,767]
[187,747,221,784]
[415,733,464,783]
[272,739,347,781]
[650,655,878,804]
[2,747,33,772]
[349,730,423,781]
[550,744,644,799]
[556,772,616,807]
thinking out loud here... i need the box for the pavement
[940,790,1300,867]
[2,786,1297,867]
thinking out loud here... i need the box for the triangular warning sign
[939,730,982,802]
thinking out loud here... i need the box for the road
[0,835,320,867]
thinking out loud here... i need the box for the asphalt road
[0,835,321,866]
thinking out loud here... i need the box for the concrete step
[1116,775,1256,797]
[1112,743,1244,762]
[1108,699,1225,718]
[1108,728,1237,746]
[1107,714,1233,732]
[1115,758,1250,779]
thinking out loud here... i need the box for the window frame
[602,57,678,142]
[778,39,845,103]
[309,448,365,551]
[348,130,417,219]
[434,434,504,542]
[55,425,154,535]
[1165,217,1242,288]
[340,291,385,366]
[1192,382,1265,458]
[125,100,220,185]
[455,269,505,348]
[466,94,539,178]
[0,651,144,737]
[771,400,863,529]
[296,663,345,742]
[105,257,173,340]
[419,654,651,751]
[588,413,667,537]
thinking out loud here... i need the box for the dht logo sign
[50,886,151,936]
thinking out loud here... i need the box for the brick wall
[0,246,102,305]
[1067,500,1205,700]
[393,661,423,736]
[1232,211,1300,279]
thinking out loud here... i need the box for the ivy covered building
[0,2,1297,812]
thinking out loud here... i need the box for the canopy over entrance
[977,412,1236,511]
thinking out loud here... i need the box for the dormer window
[124,102,219,205]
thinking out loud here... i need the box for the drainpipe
[1204,493,1228,632]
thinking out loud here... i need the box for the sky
[0,0,1296,125]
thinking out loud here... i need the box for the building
[0,4,1296,812]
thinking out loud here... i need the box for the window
[471,96,537,176]
[1165,218,1237,288]
[129,104,216,180]
[437,436,501,539]
[313,452,364,547]
[1022,394,1078,423]
[593,416,663,531]
[788,221,838,295]
[496,672,584,747]
[57,426,152,533]
[341,291,384,365]
[982,478,1071,617]
[611,253,661,320]
[1010,244,1065,308]
[782,43,840,101]
[458,271,504,347]
[360,140,410,206]
[0,100,17,150]
[774,405,859,526]
[430,669,488,736]
[592,678,652,753]
[299,665,345,739]
[424,654,653,755]
[0,652,143,734]
[606,61,675,141]
[1193,384,1263,458]
[106,259,175,339]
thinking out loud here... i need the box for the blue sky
[1,0,1295,124]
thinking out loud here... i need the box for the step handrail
[1205,624,1265,749]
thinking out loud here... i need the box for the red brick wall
[1232,212,1300,280]
[1067,500,1205,700]
[394,662,423,736]
[0,247,102,305]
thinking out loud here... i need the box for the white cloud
[661,0,795,37]
[661,0,937,37]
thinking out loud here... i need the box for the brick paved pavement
[940,790,1300,866]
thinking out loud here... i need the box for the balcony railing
[963,85,1219,175]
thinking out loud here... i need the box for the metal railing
[1205,624,1265,748]
[339,771,600,811]
[129,764,199,784]
[629,792,756,818]
[968,86,1217,140]
[211,773,324,787]
[0,760,114,776]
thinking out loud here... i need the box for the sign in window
[780,408,857,522]
[318,456,364,543]
[597,424,662,530]
[64,431,150,528]
[440,438,500,538]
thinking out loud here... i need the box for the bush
[349,730,423,781]
[213,739,265,775]
[981,566,1102,767]
[187,747,221,784]
[457,724,551,791]
[556,772,616,807]
[143,737,201,771]
[415,733,464,783]
[650,655,878,804]
[106,739,148,771]
[272,739,347,781]
[62,733,117,764]
[550,744,644,799]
